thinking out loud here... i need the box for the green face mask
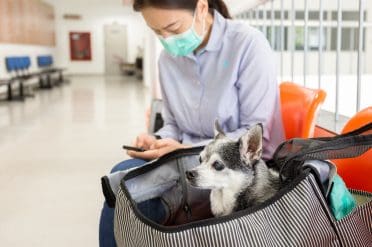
[159,11,205,57]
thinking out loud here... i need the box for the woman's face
[141,3,207,39]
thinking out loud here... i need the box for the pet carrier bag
[102,123,372,247]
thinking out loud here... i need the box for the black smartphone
[122,145,145,152]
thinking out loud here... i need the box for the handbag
[105,124,372,246]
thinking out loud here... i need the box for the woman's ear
[196,0,209,22]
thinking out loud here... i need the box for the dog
[186,122,281,217]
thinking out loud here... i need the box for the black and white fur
[186,122,281,217]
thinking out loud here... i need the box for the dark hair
[133,0,232,19]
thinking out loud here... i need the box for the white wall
[0,44,55,94]
[234,0,372,74]
[229,0,371,14]
[46,0,147,75]
[277,51,363,77]
[143,30,163,98]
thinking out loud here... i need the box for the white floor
[0,75,150,246]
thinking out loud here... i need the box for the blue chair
[37,55,65,88]
[4,56,35,101]
[5,56,23,100]
[37,55,53,89]
[5,57,17,75]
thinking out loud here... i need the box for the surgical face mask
[158,11,205,57]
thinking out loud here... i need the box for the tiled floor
[0,75,150,247]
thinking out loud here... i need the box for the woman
[99,0,285,245]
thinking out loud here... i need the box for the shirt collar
[204,10,226,52]
[187,10,226,59]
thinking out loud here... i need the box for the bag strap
[123,146,204,181]
[313,122,372,141]
[279,123,372,182]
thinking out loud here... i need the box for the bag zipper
[177,159,192,220]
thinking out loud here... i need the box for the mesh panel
[302,145,371,161]
[274,123,372,182]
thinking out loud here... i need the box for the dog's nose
[186,170,197,180]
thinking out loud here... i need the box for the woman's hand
[132,133,157,151]
[127,138,191,160]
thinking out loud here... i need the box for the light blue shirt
[156,10,285,160]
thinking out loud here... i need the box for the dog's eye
[199,156,202,163]
[212,161,225,171]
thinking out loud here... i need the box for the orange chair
[280,82,327,140]
[333,107,372,192]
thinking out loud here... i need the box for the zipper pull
[183,203,192,220]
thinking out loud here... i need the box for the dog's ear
[239,124,263,166]
[214,120,226,139]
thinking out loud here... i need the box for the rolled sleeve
[154,55,181,141]
[233,31,284,159]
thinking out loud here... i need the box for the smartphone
[122,145,145,152]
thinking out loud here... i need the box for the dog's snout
[186,170,197,180]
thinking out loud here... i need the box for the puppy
[186,122,280,217]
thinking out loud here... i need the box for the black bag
[109,124,372,246]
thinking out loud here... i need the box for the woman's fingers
[143,135,156,149]
[127,145,175,160]
[127,138,189,160]
[132,134,156,150]
[127,149,160,160]
[153,139,172,149]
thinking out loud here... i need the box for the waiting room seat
[4,56,35,101]
[37,55,65,88]
[333,107,372,192]
[280,82,327,140]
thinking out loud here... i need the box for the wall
[0,44,56,76]
[0,44,55,96]
[46,1,147,75]
[0,0,55,46]
[229,0,371,15]
[232,0,372,74]
[143,31,162,98]
[227,0,267,14]
[235,0,372,117]
[277,51,363,77]
[0,0,56,78]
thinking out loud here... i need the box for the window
[330,27,366,51]
[236,9,367,52]
[331,11,367,21]
[296,11,328,20]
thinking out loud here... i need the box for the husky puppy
[186,122,281,217]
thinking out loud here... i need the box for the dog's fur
[186,122,281,217]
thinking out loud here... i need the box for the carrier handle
[279,135,372,182]
[123,146,204,181]
[278,122,372,182]
[312,122,372,141]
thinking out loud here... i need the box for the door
[104,24,128,75]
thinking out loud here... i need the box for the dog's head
[186,121,264,190]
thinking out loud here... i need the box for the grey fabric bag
[102,147,211,223]
[108,124,372,246]
[113,149,372,247]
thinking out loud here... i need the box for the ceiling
[42,0,262,9]
[42,0,264,15]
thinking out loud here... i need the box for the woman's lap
[110,158,148,173]
[99,159,147,247]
